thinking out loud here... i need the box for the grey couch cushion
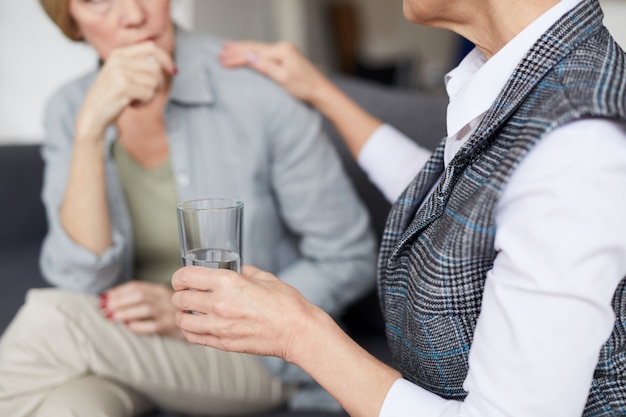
[326,75,447,240]
[0,144,46,250]
[0,145,48,333]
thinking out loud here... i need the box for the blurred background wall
[1,0,625,144]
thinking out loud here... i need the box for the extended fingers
[220,40,268,65]
[220,40,290,80]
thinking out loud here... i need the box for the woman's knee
[36,375,152,417]
[2,288,98,350]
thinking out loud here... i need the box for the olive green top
[112,141,180,286]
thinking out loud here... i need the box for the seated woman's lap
[0,288,291,417]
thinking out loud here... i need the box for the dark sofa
[0,75,447,417]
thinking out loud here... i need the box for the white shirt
[358,1,626,416]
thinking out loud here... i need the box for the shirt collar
[169,28,215,105]
[444,0,584,139]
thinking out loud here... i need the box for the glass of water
[176,198,243,273]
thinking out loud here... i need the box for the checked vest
[378,0,626,414]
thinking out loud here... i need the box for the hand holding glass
[177,199,243,273]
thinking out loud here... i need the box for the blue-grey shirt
[39,30,377,409]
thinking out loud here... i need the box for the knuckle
[144,304,154,317]
[180,291,190,309]
[175,311,184,327]
[212,299,230,318]
[176,311,187,330]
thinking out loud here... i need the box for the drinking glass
[176,198,243,273]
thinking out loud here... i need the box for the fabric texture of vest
[378,0,626,414]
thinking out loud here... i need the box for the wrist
[284,303,338,367]
[75,109,109,144]
[308,75,339,112]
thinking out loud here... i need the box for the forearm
[289,305,401,417]
[60,133,112,255]
[310,78,383,159]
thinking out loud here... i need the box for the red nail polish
[172,66,179,75]
[99,294,108,309]
[105,311,114,320]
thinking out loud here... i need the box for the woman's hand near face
[101,280,183,339]
[61,41,176,255]
[75,41,177,143]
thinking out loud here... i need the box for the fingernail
[172,66,178,75]
[105,311,114,320]
[99,293,108,309]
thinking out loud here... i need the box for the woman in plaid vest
[173,0,626,415]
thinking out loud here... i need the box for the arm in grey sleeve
[39,87,128,293]
[266,89,378,318]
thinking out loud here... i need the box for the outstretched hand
[171,265,317,362]
[221,40,383,160]
[219,41,329,106]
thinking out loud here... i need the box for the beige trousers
[0,288,291,417]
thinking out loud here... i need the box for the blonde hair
[39,0,81,41]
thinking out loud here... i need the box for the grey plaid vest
[378,0,626,414]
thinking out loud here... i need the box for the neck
[447,0,561,59]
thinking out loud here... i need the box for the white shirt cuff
[358,124,432,203]
[379,378,456,417]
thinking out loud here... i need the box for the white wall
[601,0,626,48]
[0,0,96,144]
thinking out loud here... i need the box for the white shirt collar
[444,0,584,139]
